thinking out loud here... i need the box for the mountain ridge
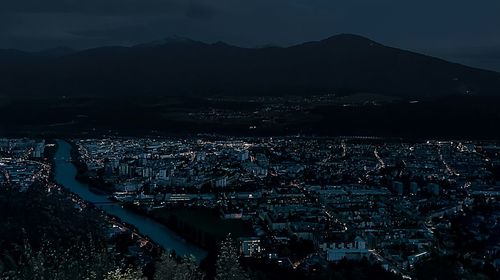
[1,34,499,99]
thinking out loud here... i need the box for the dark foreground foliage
[0,184,117,279]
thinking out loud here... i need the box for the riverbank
[55,139,207,260]
[68,140,116,194]
[123,204,253,251]
[45,141,164,257]
[67,139,250,253]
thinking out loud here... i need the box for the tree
[215,235,249,280]
[104,267,145,280]
[3,238,117,280]
[154,255,204,280]
[0,185,141,280]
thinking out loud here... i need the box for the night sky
[1,1,500,70]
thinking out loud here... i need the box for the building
[214,176,228,188]
[240,237,262,257]
[410,182,419,194]
[237,150,249,161]
[393,181,404,195]
[321,237,370,262]
[427,183,440,196]
[119,163,130,177]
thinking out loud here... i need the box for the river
[53,139,207,260]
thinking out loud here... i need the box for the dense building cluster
[0,138,49,190]
[74,137,500,277]
[0,138,163,277]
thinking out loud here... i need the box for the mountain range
[0,47,74,65]
[1,34,500,99]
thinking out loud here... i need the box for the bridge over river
[53,139,207,261]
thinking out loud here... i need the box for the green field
[152,207,253,240]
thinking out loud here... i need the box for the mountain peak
[138,36,205,47]
[320,34,379,46]
[212,41,231,47]
[37,47,75,57]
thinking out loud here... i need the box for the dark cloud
[0,0,181,15]
[185,1,215,20]
[69,25,155,45]
[1,0,499,70]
